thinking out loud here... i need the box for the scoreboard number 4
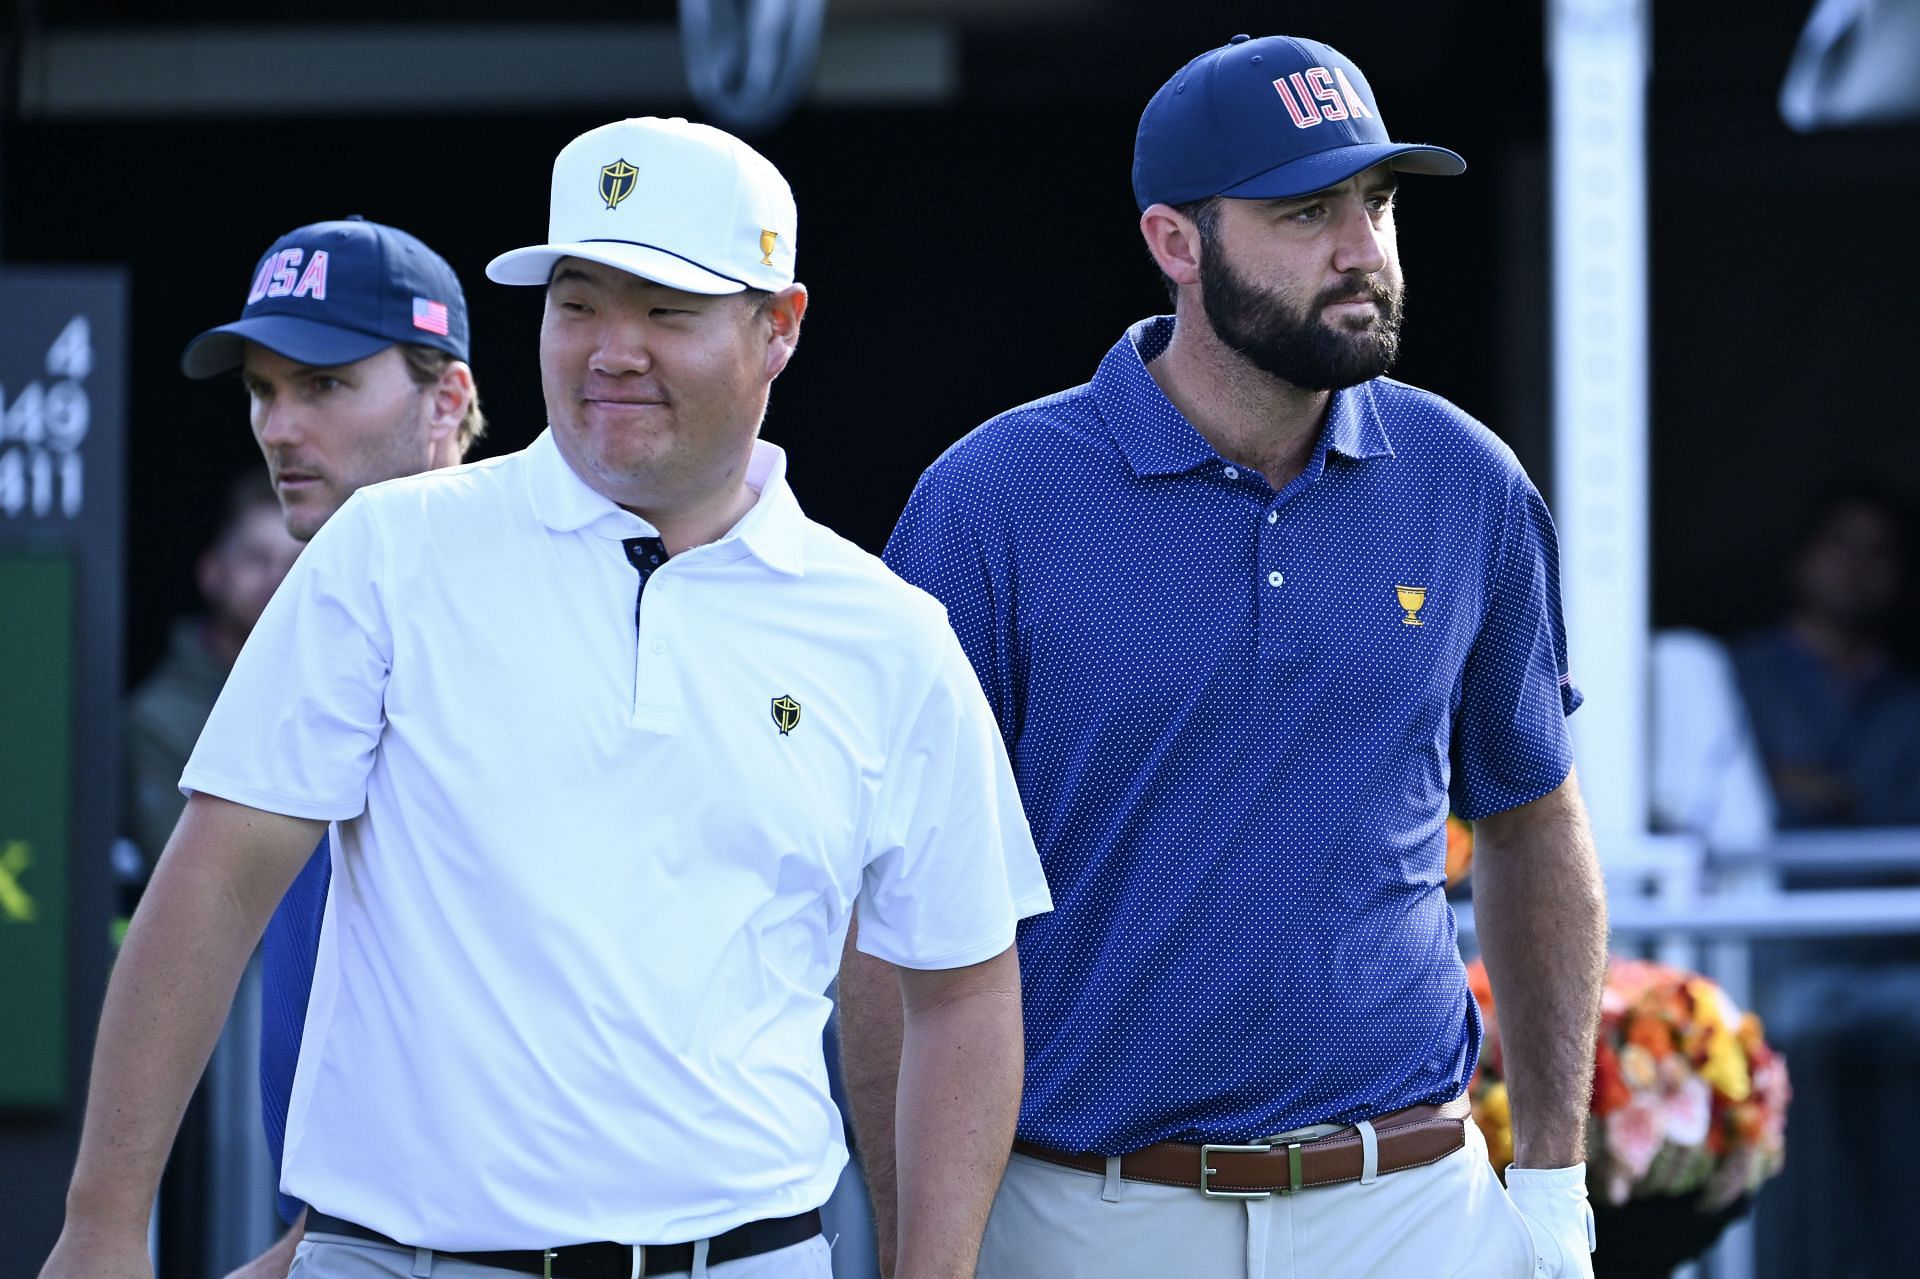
[1,315,93,519]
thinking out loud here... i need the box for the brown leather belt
[1012,1094,1471,1198]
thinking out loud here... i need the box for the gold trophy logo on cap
[759,229,778,266]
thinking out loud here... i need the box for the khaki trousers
[977,1119,1536,1278]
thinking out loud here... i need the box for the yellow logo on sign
[1395,585,1428,627]
[0,841,39,923]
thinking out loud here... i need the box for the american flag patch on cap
[412,297,450,336]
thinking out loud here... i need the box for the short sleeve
[883,462,1018,738]
[1449,475,1581,821]
[857,630,1051,970]
[181,492,394,821]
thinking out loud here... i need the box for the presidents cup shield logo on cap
[599,159,638,210]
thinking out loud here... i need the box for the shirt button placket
[1258,505,1290,663]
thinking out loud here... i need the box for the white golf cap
[487,117,797,295]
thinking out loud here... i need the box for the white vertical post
[1549,0,1650,861]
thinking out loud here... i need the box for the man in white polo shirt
[40,118,1050,1279]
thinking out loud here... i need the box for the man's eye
[311,376,340,393]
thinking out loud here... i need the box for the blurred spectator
[1732,484,1920,827]
[121,470,302,883]
[1651,628,1775,851]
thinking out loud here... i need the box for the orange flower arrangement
[1466,956,1790,1210]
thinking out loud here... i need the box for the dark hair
[397,344,487,458]
[1157,196,1223,306]
[1791,479,1912,558]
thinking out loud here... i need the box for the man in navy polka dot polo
[842,33,1606,1279]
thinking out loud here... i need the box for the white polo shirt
[182,429,1051,1248]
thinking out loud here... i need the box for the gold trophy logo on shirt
[771,694,802,735]
[1395,585,1428,627]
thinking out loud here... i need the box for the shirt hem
[857,917,1020,972]
[178,770,361,824]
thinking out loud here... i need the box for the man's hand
[219,1211,307,1279]
[1507,1164,1597,1279]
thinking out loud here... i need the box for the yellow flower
[1699,1025,1752,1102]
[1686,978,1728,1033]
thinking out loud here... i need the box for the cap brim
[1220,143,1466,201]
[486,242,747,295]
[180,316,394,380]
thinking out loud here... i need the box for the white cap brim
[486,240,748,295]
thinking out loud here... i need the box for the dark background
[5,0,1916,690]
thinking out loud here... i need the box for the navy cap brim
[180,315,396,380]
[1218,142,1465,202]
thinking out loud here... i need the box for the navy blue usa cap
[181,216,469,379]
[1133,34,1465,211]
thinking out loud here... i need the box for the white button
[1267,511,1278,524]
[1223,465,1240,480]
[652,640,666,654]
[1267,571,1284,587]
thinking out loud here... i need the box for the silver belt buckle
[1198,1140,1304,1199]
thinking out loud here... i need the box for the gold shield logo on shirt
[771,694,802,736]
[1396,584,1428,626]
[759,229,778,266]
[598,159,638,210]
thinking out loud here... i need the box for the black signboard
[0,268,126,1260]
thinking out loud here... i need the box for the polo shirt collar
[1096,316,1395,477]
[525,428,807,576]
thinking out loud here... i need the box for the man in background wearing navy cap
[847,33,1605,1278]
[42,120,1045,1279]
[179,215,486,1279]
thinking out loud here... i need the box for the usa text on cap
[1132,34,1465,211]
[181,216,469,380]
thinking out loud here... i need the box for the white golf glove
[1505,1163,1597,1279]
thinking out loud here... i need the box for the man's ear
[1140,203,1204,291]
[426,359,476,445]
[763,284,809,381]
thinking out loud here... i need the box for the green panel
[0,552,73,1106]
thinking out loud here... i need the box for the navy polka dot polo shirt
[884,316,1581,1152]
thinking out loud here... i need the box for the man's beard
[1198,244,1404,391]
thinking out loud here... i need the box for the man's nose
[1330,203,1389,277]
[591,318,656,376]
[254,397,303,448]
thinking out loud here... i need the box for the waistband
[1012,1095,1472,1198]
